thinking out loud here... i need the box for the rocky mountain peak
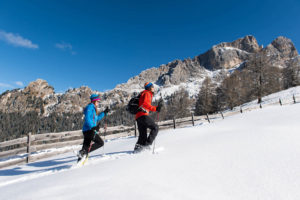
[0,79,53,114]
[196,35,260,70]
[23,79,54,99]
[262,36,299,68]
[268,36,298,58]
[214,35,260,53]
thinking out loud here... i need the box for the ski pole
[152,112,159,154]
[103,115,107,154]
[89,130,98,152]
[88,138,93,154]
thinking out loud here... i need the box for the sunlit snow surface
[1,87,300,200]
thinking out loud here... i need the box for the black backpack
[126,93,141,114]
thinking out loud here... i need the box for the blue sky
[0,0,299,94]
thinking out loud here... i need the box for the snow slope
[1,102,300,199]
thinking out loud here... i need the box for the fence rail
[0,94,298,169]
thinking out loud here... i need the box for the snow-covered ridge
[219,46,250,54]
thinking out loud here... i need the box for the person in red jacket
[134,82,163,152]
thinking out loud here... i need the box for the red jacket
[135,90,157,119]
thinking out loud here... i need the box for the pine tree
[283,59,300,88]
[195,77,217,115]
[219,73,242,110]
[164,88,191,119]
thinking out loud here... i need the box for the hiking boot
[77,149,87,162]
[134,144,151,153]
[143,144,151,150]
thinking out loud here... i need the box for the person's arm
[141,92,157,112]
[85,106,96,130]
[96,112,105,123]
[96,107,110,123]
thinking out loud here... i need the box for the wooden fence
[0,126,135,169]
[0,94,298,169]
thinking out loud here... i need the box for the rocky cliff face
[0,79,100,117]
[107,35,298,105]
[0,79,52,114]
[0,35,298,117]
[113,36,260,93]
[196,35,260,70]
[264,36,298,67]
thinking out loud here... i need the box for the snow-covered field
[1,95,300,199]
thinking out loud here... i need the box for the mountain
[0,79,94,116]
[102,35,298,104]
[0,35,299,140]
[264,36,299,67]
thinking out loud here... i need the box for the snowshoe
[133,144,151,154]
[77,149,87,163]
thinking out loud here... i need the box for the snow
[0,145,80,169]
[153,68,230,99]
[1,88,300,199]
[241,86,300,108]
[218,46,250,54]
[154,81,202,100]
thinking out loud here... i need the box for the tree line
[0,112,83,142]
[195,51,300,115]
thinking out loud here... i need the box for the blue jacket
[82,103,105,132]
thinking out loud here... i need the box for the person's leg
[78,130,93,161]
[136,116,148,145]
[81,130,93,154]
[89,134,104,152]
[144,116,159,145]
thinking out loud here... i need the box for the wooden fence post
[192,113,195,126]
[240,106,243,113]
[293,94,296,103]
[220,111,224,119]
[279,98,282,106]
[206,113,210,123]
[173,117,176,129]
[26,132,31,163]
[260,103,262,109]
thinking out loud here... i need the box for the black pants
[81,130,104,154]
[136,115,159,146]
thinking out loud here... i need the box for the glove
[104,107,110,115]
[91,124,100,132]
[156,100,164,112]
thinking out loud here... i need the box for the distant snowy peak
[215,35,260,52]
[195,35,259,71]
[114,36,258,89]
[0,80,98,116]
[102,36,260,102]
[264,36,299,67]
[101,35,299,105]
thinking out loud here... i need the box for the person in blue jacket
[77,94,110,161]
